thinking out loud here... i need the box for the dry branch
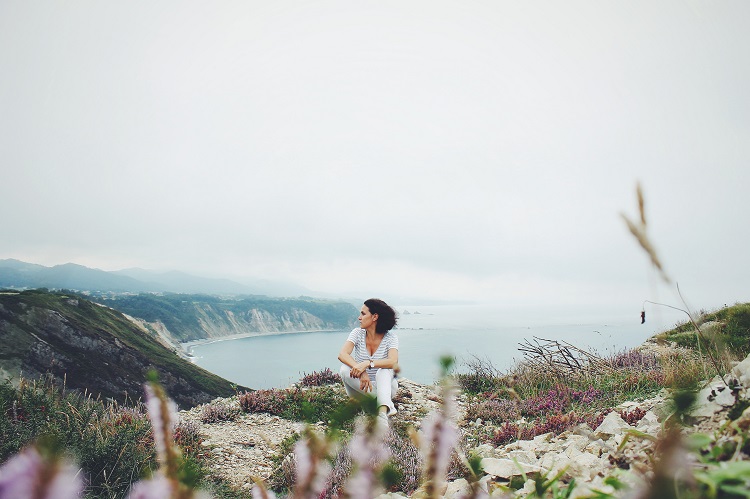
[517,336,614,376]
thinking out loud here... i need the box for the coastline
[181,329,344,357]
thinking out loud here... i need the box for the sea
[188,304,686,390]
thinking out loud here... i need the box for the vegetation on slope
[655,302,750,358]
[0,289,239,407]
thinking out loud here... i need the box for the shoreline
[181,329,344,356]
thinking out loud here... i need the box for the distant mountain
[112,268,255,295]
[0,259,160,293]
[0,259,308,296]
[0,289,240,407]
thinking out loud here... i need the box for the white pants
[339,364,398,416]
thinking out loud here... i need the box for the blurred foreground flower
[342,416,390,499]
[0,444,83,499]
[292,429,333,499]
[127,373,207,499]
[417,358,460,499]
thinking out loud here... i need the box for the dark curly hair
[364,298,398,334]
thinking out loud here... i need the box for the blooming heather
[342,418,390,499]
[292,431,332,499]
[0,446,83,499]
[420,382,460,499]
[144,383,178,468]
[126,476,174,499]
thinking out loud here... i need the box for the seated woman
[337,298,399,426]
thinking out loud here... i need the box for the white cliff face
[137,304,344,344]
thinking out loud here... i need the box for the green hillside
[0,289,240,407]
[96,293,357,341]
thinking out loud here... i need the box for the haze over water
[189,304,686,390]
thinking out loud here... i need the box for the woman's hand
[359,372,372,393]
[349,361,369,378]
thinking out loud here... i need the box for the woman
[337,298,399,427]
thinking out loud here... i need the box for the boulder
[473,443,496,458]
[566,452,604,482]
[731,353,750,388]
[594,412,631,438]
[443,478,470,499]
[584,438,609,456]
[506,449,537,464]
[481,458,544,479]
[561,434,590,453]
[539,452,571,476]
[692,376,736,418]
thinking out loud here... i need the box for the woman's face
[358,305,378,330]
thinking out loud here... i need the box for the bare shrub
[200,400,238,423]
[299,368,342,387]
[454,355,503,394]
[465,398,520,424]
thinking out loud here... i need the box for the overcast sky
[1,1,748,314]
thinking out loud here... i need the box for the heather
[238,384,348,423]
[459,345,671,446]
[0,375,240,499]
[298,367,342,387]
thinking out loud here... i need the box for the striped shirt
[346,328,399,381]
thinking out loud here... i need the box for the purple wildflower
[292,431,331,499]
[144,383,178,469]
[342,417,390,499]
[126,476,174,499]
[420,382,460,499]
[0,446,83,499]
[251,481,277,499]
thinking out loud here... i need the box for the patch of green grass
[0,374,247,498]
[659,302,750,359]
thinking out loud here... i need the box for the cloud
[1,1,749,311]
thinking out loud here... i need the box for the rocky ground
[179,378,447,492]
[179,355,750,498]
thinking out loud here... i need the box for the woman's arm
[338,340,368,377]
[370,348,399,369]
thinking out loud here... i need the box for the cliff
[0,289,240,407]
[94,293,358,343]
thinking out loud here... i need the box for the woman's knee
[375,368,394,384]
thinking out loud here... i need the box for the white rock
[507,439,537,453]
[562,434,589,452]
[731,353,750,387]
[566,452,603,482]
[594,412,631,437]
[481,458,543,479]
[520,479,537,496]
[540,453,571,476]
[533,432,553,444]
[637,410,659,426]
[478,475,493,491]
[692,377,736,418]
[584,438,608,455]
[506,450,537,464]
[443,478,470,499]
[473,443,495,458]
[564,445,583,459]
